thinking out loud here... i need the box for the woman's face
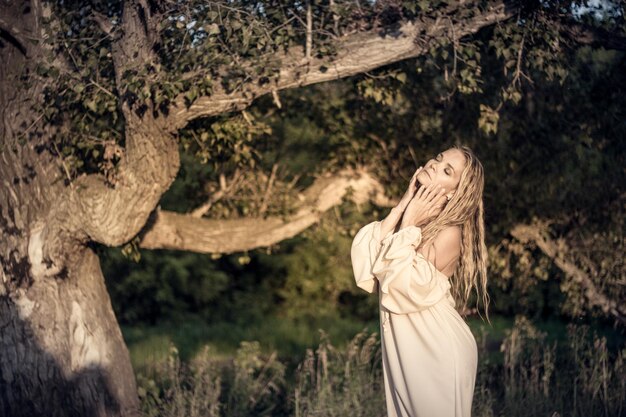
[417,148,466,193]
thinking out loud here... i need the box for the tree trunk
[1,1,140,415]
[0,244,141,417]
[0,88,142,416]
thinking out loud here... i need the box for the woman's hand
[396,166,423,211]
[379,167,424,238]
[400,183,447,229]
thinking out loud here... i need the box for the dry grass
[293,330,386,417]
[137,319,625,417]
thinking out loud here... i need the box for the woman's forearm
[379,202,409,239]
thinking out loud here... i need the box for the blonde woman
[350,146,488,417]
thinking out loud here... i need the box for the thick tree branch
[55,0,179,250]
[165,0,519,131]
[138,168,396,253]
[511,223,626,324]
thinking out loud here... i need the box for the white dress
[351,220,478,417]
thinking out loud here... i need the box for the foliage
[276,220,362,319]
[33,0,625,183]
[476,316,626,417]
[101,247,231,324]
[103,214,379,327]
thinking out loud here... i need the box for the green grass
[124,314,624,371]
[122,314,381,371]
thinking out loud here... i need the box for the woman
[350,145,488,417]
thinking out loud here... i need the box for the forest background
[102,6,626,416]
[1,0,625,416]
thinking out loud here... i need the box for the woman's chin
[417,176,432,186]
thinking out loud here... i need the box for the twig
[190,169,243,217]
[448,17,458,77]
[90,11,114,36]
[51,141,75,191]
[16,113,45,141]
[89,79,116,97]
[271,90,282,108]
[329,0,340,36]
[259,163,279,215]
[306,0,313,60]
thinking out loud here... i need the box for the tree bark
[0,1,141,415]
[0,244,141,417]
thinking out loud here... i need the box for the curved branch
[138,168,396,254]
[165,0,519,131]
[50,0,179,251]
[511,223,626,324]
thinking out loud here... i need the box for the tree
[1,0,624,415]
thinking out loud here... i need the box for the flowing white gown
[351,220,478,417]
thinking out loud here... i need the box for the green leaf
[85,99,98,113]
[205,23,220,35]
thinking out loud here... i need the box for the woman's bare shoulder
[418,225,462,274]
[434,225,462,248]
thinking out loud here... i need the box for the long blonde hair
[419,145,490,321]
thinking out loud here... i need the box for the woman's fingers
[425,184,441,202]
[436,192,447,208]
[409,166,422,187]
[422,185,432,201]
[416,182,428,199]
[422,183,435,200]
[437,187,446,203]
[406,166,422,195]
[416,182,446,204]
[433,187,446,206]
[424,194,445,217]
[427,186,446,204]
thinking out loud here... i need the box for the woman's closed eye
[435,153,451,174]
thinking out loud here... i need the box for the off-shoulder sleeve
[371,225,452,314]
[350,221,393,293]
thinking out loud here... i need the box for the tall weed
[472,316,625,417]
[293,330,385,417]
[137,320,625,417]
